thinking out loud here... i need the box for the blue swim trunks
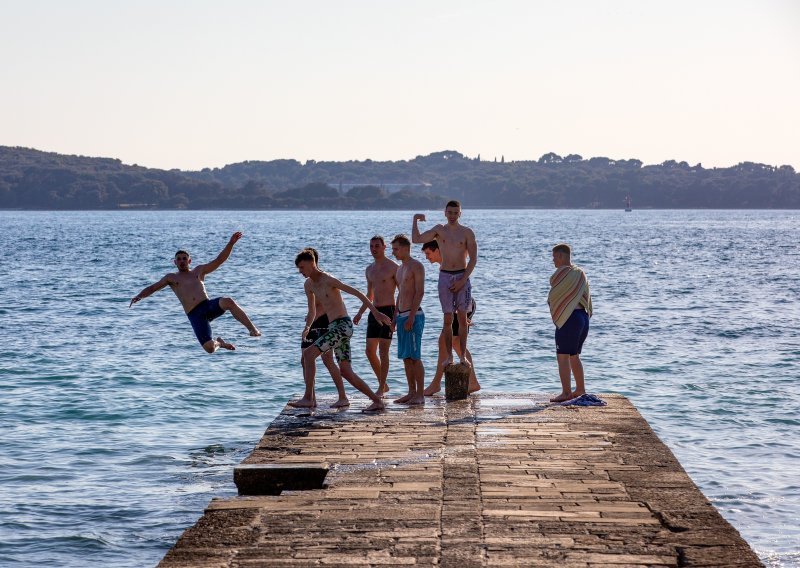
[187,297,226,346]
[396,309,424,360]
[555,308,589,356]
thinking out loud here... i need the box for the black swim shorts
[301,314,330,349]
[367,305,395,340]
[187,297,226,346]
[452,298,476,337]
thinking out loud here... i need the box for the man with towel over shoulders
[548,243,593,402]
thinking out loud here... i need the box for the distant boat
[624,195,632,212]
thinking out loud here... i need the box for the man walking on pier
[411,200,477,369]
[293,249,391,412]
[548,243,593,402]
[353,236,398,397]
[391,235,426,405]
[129,232,261,353]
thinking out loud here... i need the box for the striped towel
[548,265,592,328]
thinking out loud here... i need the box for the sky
[1,0,798,170]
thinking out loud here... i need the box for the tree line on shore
[1,146,798,210]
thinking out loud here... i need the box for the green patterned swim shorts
[312,316,353,362]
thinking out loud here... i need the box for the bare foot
[458,358,472,369]
[362,400,385,412]
[407,396,425,406]
[288,398,317,408]
[468,381,481,394]
[249,328,262,337]
[394,393,413,404]
[550,391,572,403]
[570,390,585,400]
[330,397,350,408]
[423,383,441,396]
[377,384,390,397]
[216,337,235,350]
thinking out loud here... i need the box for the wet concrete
[159,393,763,567]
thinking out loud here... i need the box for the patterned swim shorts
[312,316,354,363]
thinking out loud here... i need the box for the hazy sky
[1,0,798,170]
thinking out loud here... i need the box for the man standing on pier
[353,236,398,397]
[420,240,480,396]
[293,249,391,412]
[548,243,593,402]
[391,234,426,405]
[412,200,477,369]
[129,232,261,353]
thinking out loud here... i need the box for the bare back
[366,258,398,307]
[306,272,349,321]
[396,258,425,312]
[433,223,475,271]
[168,268,211,313]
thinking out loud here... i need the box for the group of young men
[130,200,593,410]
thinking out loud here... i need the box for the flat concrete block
[234,463,329,495]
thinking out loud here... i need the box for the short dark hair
[304,247,319,262]
[370,235,385,245]
[391,234,411,247]
[552,243,572,257]
[175,249,190,258]
[421,240,439,251]
[295,249,316,266]
[445,200,461,209]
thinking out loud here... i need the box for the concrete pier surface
[159,393,763,567]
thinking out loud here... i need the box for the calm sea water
[0,210,798,567]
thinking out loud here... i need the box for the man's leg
[395,359,415,404]
[409,359,425,405]
[339,361,385,412]
[455,309,470,367]
[377,339,391,395]
[441,313,455,366]
[322,350,349,407]
[424,332,447,395]
[550,354,573,402]
[569,355,585,398]
[219,297,261,336]
[290,346,320,407]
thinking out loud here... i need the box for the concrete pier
[159,393,763,567]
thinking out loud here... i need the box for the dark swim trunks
[452,299,476,337]
[301,314,330,349]
[187,297,226,346]
[555,308,590,356]
[367,305,395,340]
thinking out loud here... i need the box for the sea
[0,209,798,567]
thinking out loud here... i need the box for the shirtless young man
[412,200,477,368]
[353,236,398,397]
[390,235,426,405]
[420,240,481,396]
[292,249,392,412]
[129,232,261,353]
[301,248,349,409]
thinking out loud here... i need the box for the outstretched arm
[200,232,243,275]
[411,214,439,244]
[130,275,171,307]
[333,278,392,326]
